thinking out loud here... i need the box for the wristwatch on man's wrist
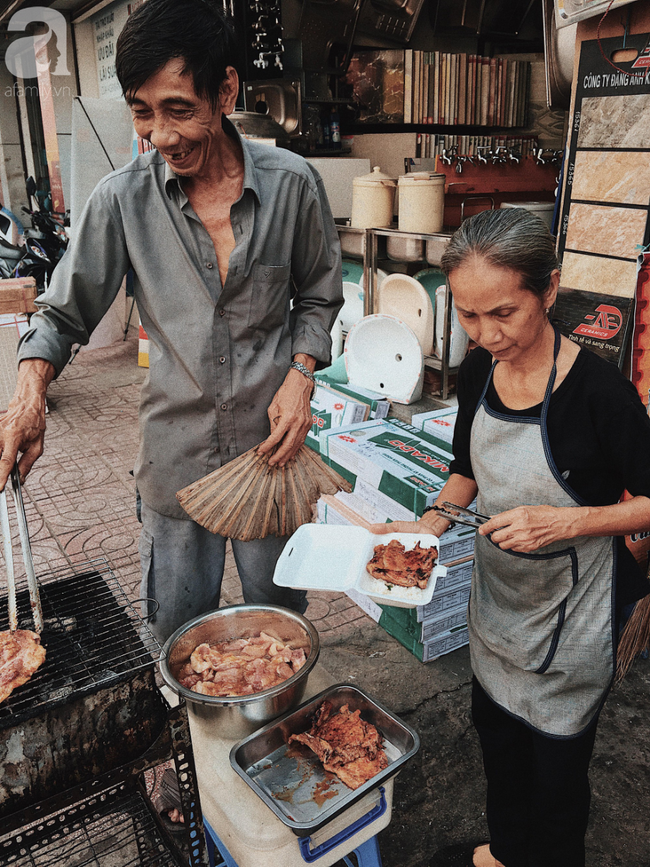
[290,361,316,397]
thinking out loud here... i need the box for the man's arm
[0,359,55,490]
[258,167,343,467]
[2,179,131,489]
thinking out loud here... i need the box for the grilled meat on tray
[289,700,388,790]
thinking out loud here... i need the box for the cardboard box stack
[308,378,391,453]
[410,406,458,446]
[315,415,474,663]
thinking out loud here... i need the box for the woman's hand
[369,520,422,535]
[479,505,574,553]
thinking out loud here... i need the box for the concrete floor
[2,332,650,866]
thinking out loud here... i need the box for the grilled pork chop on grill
[366,539,438,589]
[0,629,46,704]
[288,701,388,790]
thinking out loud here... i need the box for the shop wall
[74,19,101,99]
[0,63,26,212]
[49,18,80,212]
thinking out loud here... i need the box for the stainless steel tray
[229,683,419,835]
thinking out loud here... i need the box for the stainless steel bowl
[160,604,320,739]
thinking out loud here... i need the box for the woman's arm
[480,496,650,554]
[370,473,478,536]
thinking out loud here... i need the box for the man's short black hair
[116,0,240,109]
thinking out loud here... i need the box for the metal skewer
[1,465,43,633]
[0,483,18,632]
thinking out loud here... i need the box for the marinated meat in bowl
[160,604,320,738]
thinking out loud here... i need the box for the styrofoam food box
[273,524,446,609]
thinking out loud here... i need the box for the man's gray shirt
[19,126,343,519]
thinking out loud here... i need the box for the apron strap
[540,327,562,430]
[475,327,561,419]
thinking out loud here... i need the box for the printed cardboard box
[420,605,468,643]
[379,608,469,663]
[320,419,453,516]
[410,407,458,445]
[306,384,369,452]
[315,375,391,420]
[379,580,470,642]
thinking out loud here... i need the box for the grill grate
[0,783,185,867]
[0,559,161,728]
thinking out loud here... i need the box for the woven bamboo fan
[176,444,352,541]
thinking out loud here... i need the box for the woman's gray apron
[469,332,615,737]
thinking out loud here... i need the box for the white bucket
[398,172,445,234]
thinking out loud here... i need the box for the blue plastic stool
[204,818,383,867]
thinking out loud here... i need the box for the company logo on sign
[573,304,623,340]
[632,44,650,69]
[5,7,71,78]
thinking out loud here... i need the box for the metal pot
[160,604,320,739]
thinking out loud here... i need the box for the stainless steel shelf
[335,225,459,400]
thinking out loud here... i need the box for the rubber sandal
[151,767,186,835]
[428,840,491,867]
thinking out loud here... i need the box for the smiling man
[0,0,343,642]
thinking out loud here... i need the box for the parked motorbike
[0,179,68,290]
[22,177,69,269]
[0,205,27,280]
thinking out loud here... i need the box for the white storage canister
[350,166,397,229]
[500,201,555,231]
[398,172,446,234]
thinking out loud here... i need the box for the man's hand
[0,359,55,490]
[257,354,315,467]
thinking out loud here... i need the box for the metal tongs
[0,464,43,633]
[432,501,492,530]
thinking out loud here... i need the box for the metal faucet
[440,146,458,167]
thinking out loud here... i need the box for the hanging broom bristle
[616,593,650,683]
[176,444,352,541]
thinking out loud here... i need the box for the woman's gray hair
[440,207,558,298]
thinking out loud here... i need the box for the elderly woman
[374,208,650,867]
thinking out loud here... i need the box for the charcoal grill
[0,557,208,866]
